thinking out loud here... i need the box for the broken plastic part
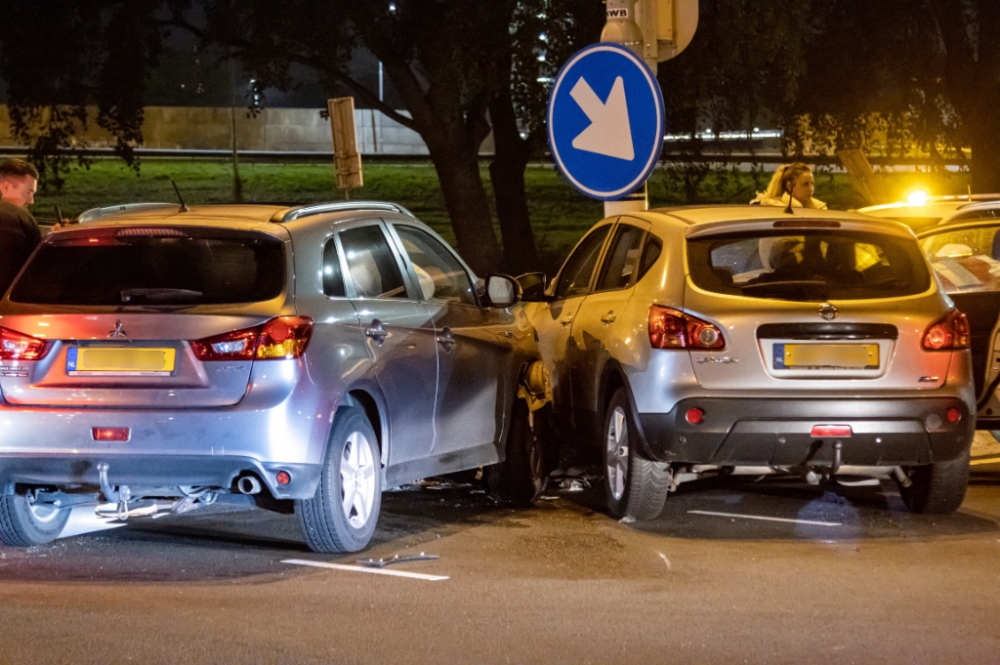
[357,553,440,569]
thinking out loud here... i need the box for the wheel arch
[339,384,389,468]
[598,361,658,460]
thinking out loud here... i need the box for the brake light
[811,425,852,438]
[0,326,50,361]
[256,317,313,359]
[191,317,313,361]
[922,310,970,351]
[648,306,725,350]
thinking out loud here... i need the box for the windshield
[10,231,285,306]
[688,229,931,301]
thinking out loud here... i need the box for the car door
[525,222,614,417]
[339,221,439,464]
[389,222,511,454]
[569,218,652,421]
[919,223,1000,417]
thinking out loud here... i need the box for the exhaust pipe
[237,475,262,495]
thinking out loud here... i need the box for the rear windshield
[10,231,285,305]
[688,229,931,301]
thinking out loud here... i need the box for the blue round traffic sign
[547,43,665,201]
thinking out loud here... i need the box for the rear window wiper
[740,280,829,301]
[120,288,203,303]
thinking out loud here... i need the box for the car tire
[604,388,670,520]
[296,406,382,553]
[0,492,72,547]
[485,400,549,504]
[897,446,970,514]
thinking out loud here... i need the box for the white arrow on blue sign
[547,43,665,201]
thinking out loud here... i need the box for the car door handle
[365,320,388,345]
[601,311,617,324]
[436,327,455,352]
[560,317,574,326]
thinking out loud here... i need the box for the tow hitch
[94,463,219,521]
[97,462,132,520]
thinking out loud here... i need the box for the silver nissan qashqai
[520,205,975,520]
[0,201,548,552]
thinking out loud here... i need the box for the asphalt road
[2,467,1000,664]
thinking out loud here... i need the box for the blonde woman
[751,163,827,209]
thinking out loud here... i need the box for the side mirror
[516,272,550,302]
[485,273,521,308]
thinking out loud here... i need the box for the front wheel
[604,388,670,520]
[485,400,550,504]
[897,447,970,514]
[296,406,382,553]
[0,491,72,546]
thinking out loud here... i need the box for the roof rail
[270,201,414,223]
[76,203,178,224]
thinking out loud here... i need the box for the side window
[555,225,611,300]
[597,224,646,291]
[920,226,1000,294]
[637,236,662,282]
[394,225,475,305]
[339,225,409,299]
[322,237,346,297]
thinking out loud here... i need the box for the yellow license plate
[67,347,176,375]
[774,343,879,370]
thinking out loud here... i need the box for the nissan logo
[819,303,838,321]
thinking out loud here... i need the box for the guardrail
[0,146,967,168]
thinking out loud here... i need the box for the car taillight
[0,326,50,361]
[648,306,725,350]
[922,310,970,351]
[191,317,313,361]
[256,317,313,359]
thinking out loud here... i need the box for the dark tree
[0,0,167,187]
[783,0,1000,192]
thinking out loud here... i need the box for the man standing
[0,158,41,294]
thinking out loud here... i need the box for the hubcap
[606,406,629,501]
[26,493,61,525]
[340,431,376,529]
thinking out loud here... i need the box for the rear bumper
[0,402,334,500]
[0,454,321,500]
[636,397,974,466]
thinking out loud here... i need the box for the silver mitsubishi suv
[520,205,975,519]
[0,201,549,552]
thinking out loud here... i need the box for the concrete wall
[0,105,493,155]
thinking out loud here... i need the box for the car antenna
[171,179,190,212]
[53,203,72,227]
[783,185,794,215]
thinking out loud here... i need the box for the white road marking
[282,558,449,581]
[688,510,842,527]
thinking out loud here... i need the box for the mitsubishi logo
[108,320,128,338]
[819,303,838,321]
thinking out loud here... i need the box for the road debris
[657,552,671,571]
[688,509,842,527]
[557,478,588,492]
[619,515,636,524]
[358,553,440,569]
